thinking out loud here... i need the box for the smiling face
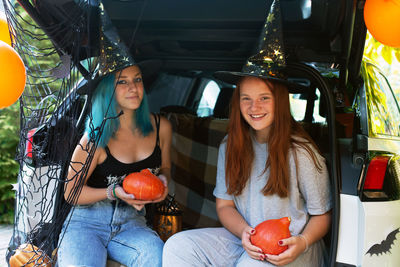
[239,76,275,142]
[114,65,144,112]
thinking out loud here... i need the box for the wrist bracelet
[113,184,119,199]
[106,184,116,201]
[298,234,309,253]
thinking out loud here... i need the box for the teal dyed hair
[85,71,153,148]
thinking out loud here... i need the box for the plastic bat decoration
[366,228,399,256]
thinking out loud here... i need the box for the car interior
[9,0,371,266]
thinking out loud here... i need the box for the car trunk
[9,0,368,266]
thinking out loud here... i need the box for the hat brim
[213,71,307,94]
[77,59,163,95]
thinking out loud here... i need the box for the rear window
[197,81,220,117]
[290,89,326,123]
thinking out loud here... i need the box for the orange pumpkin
[123,169,165,200]
[9,243,51,267]
[250,217,291,255]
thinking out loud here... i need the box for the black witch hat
[97,2,135,77]
[214,0,293,88]
[79,2,161,94]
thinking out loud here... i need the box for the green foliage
[15,4,63,92]
[361,59,400,137]
[0,103,20,223]
[363,32,400,103]
[364,32,400,65]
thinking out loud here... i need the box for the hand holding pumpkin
[152,173,169,201]
[249,217,309,265]
[250,217,291,255]
[119,169,169,210]
[241,225,265,261]
[263,235,308,266]
[113,185,150,211]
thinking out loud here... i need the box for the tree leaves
[364,32,400,65]
[364,31,400,103]
[361,60,400,137]
[0,103,19,223]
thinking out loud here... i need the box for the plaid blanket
[165,112,229,229]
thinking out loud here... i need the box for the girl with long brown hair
[163,76,331,267]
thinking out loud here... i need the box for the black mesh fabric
[2,0,142,265]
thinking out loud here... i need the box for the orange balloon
[0,40,26,108]
[364,0,400,47]
[0,13,12,46]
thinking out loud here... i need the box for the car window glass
[196,80,220,117]
[290,93,306,121]
[282,0,311,21]
[365,65,400,137]
[313,90,326,123]
[289,89,325,123]
[147,73,194,113]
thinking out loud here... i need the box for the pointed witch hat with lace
[79,1,161,94]
[214,0,295,88]
[96,2,136,77]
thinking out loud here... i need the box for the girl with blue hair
[58,64,172,267]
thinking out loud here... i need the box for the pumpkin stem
[280,216,291,227]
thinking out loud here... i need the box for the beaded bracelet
[106,184,116,201]
[298,234,309,253]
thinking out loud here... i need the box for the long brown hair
[225,78,322,198]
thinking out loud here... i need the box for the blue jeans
[57,199,163,267]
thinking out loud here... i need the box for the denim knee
[133,237,163,267]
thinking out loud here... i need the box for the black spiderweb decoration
[3,0,146,265]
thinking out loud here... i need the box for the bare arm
[216,198,247,237]
[158,116,172,182]
[150,115,172,202]
[64,135,107,205]
[216,198,264,261]
[300,211,331,248]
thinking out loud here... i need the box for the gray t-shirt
[213,137,332,235]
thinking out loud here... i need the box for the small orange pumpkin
[9,243,51,267]
[123,169,165,200]
[250,217,291,255]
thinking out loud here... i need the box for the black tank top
[86,114,162,188]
